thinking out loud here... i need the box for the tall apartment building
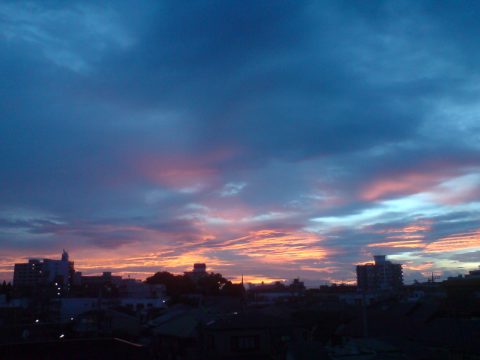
[356,255,403,292]
[13,250,74,289]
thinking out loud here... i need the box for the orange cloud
[371,223,431,235]
[403,262,434,271]
[386,234,425,240]
[327,279,357,285]
[367,222,430,249]
[425,230,480,253]
[402,224,431,233]
[367,240,425,248]
[216,229,328,263]
[299,266,338,273]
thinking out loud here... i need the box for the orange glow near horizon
[72,248,232,275]
[1,219,478,283]
[0,225,330,281]
[355,261,373,266]
[228,275,288,284]
[299,265,338,273]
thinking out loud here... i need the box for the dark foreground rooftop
[0,337,150,360]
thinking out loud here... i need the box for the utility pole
[430,272,440,283]
[362,291,368,338]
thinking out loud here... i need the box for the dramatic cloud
[1,1,480,285]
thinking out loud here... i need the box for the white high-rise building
[13,250,75,289]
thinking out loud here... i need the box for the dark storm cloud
[84,0,429,161]
[1,0,476,194]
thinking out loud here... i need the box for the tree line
[145,271,245,299]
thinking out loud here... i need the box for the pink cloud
[360,172,445,201]
[134,147,238,190]
[358,160,476,201]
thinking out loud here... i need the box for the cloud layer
[1,1,480,284]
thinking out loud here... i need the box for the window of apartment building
[231,335,260,352]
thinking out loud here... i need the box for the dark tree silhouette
[145,271,230,297]
[197,273,229,295]
[145,271,195,297]
[221,281,246,298]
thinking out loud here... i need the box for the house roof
[338,301,480,355]
[0,338,147,360]
[205,312,288,331]
[150,307,206,338]
[152,313,200,338]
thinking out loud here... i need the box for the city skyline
[1,1,480,285]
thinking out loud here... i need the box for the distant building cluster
[12,251,167,320]
[448,267,480,281]
[2,251,480,359]
[356,255,403,292]
[14,251,163,296]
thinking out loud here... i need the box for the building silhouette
[356,255,403,291]
[13,250,74,291]
[184,263,208,282]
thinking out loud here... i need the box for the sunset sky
[1,1,480,285]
